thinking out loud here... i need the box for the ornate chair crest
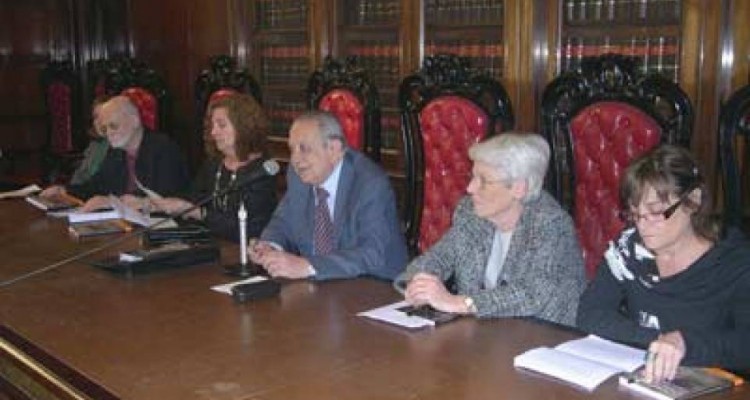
[541,53,693,278]
[719,83,750,231]
[195,55,262,112]
[102,58,169,132]
[308,56,381,161]
[399,54,514,253]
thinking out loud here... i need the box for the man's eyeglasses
[621,188,694,223]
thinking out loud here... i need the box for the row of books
[425,41,504,78]
[255,0,308,29]
[564,0,682,25]
[260,58,309,85]
[560,35,680,81]
[425,0,504,26]
[265,101,306,136]
[347,0,401,26]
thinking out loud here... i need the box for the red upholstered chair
[103,59,169,132]
[541,54,693,278]
[41,60,81,183]
[719,83,750,231]
[308,56,380,161]
[399,54,514,254]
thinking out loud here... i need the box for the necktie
[314,187,334,255]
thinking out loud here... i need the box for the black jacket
[577,227,750,374]
[67,131,189,200]
[185,157,277,242]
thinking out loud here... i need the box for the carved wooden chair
[399,54,514,254]
[541,54,693,278]
[196,55,262,112]
[41,60,81,183]
[101,58,169,132]
[308,56,381,161]
[718,83,750,231]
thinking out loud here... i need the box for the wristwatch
[463,296,477,314]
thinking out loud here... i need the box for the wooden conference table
[0,200,746,399]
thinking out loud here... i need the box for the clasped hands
[247,239,313,279]
[404,272,472,314]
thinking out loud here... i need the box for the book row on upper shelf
[560,35,680,81]
[255,0,308,29]
[425,0,504,26]
[346,0,401,26]
[260,60,309,85]
[564,0,682,25]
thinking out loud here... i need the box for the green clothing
[70,138,108,184]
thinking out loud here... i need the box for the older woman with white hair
[395,132,585,326]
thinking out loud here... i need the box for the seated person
[70,96,110,185]
[577,145,750,383]
[394,133,585,326]
[40,95,189,210]
[150,94,277,241]
[248,111,407,281]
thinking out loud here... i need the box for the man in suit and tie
[249,111,407,280]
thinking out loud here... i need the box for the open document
[513,335,645,391]
[357,300,454,329]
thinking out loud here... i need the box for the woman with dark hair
[151,93,277,241]
[577,145,750,383]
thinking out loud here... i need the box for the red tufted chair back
[719,83,750,231]
[208,88,238,105]
[309,56,380,161]
[103,59,169,133]
[417,96,488,252]
[318,89,365,150]
[47,82,74,154]
[570,102,662,276]
[41,61,82,184]
[121,87,158,131]
[400,55,514,254]
[542,54,693,278]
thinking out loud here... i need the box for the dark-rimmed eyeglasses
[621,188,694,224]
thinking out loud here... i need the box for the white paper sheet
[357,300,436,329]
[211,276,270,295]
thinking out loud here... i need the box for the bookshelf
[336,0,403,150]
[250,0,311,138]
[559,0,683,81]
[424,0,506,80]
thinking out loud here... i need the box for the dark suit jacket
[261,150,408,280]
[67,131,189,200]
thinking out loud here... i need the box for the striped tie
[314,187,334,255]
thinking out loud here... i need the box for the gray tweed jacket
[395,192,585,326]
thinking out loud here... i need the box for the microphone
[0,158,281,288]
[221,160,280,278]
[231,159,281,191]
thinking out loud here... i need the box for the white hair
[468,132,550,202]
[293,111,348,148]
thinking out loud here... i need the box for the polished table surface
[0,200,746,399]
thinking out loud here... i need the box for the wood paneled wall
[0,0,75,182]
[1,0,749,199]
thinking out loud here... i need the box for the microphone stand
[222,202,265,278]
[0,179,252,289]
